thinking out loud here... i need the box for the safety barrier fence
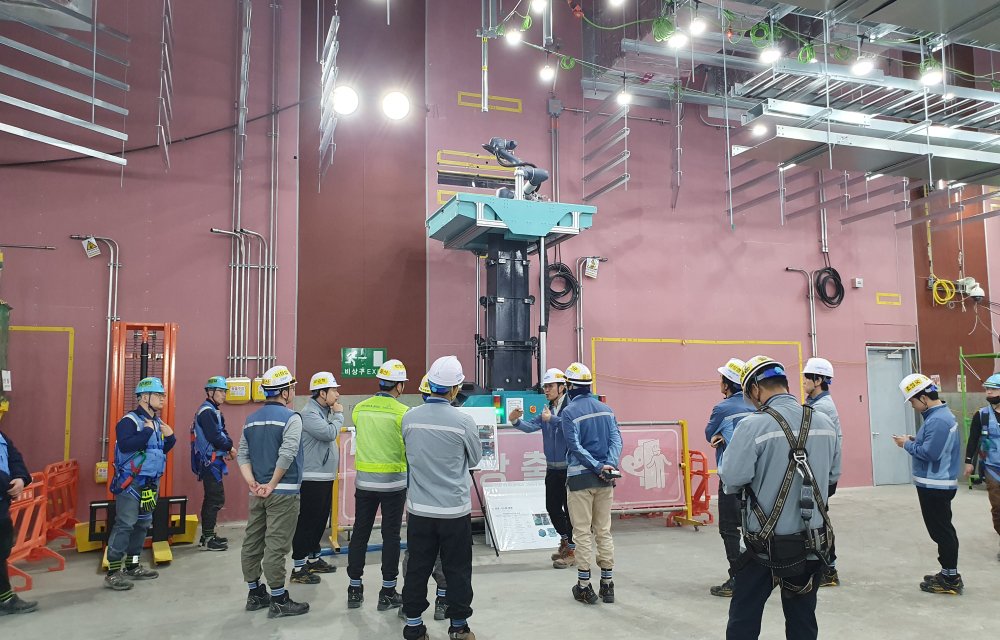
[331,421,711,534]
[6,460,80,591]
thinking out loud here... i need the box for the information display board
[481,481,555,552]
[458,406,499,471]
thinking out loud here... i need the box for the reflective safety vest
[191,401,228,482]
[352,394,408,474]
[111,412,167,497]
[0,432,9,476]
[979,407,1000,482]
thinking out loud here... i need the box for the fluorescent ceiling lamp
[759,46,781,64]
[851,57,874,76]
[332,86,359,115]
[539,65,555,81]
[506,29,521,44]
[381,92,409,120]
[616,91,631,105]
[531,0,547,13]
[752,124,767,136]
[690,17,706,35]
[668,32,688,48]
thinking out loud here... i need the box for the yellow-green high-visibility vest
[352,394,408,473]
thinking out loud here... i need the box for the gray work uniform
[805,392,843,482]
[299,398,343,481]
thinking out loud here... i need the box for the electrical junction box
[853,278,863,288]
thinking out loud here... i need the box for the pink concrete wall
[0,0,301,522]
[425,5,919,488]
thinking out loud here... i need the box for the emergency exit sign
[341,348,388,378]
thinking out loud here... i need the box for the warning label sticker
[82,237,100,258]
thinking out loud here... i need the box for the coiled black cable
[546,262,579,313]
[815,266,844,308]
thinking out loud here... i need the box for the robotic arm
[483,138,549,199]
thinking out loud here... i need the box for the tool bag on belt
[730,405,834,595]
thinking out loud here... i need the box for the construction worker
[802,357,843,587]
[400,355,481,640]
[238,366,309,618]
[105,377,176,591]
[290,372,344,584]
[894,374,963,594]
[704,358,749,597]
[191,376,236,551]
[561,362,622,606]
[0,429,36,615]
[965,373,1000,560]
[509,368,575,569]
[347,359,409,611]
[720,356,838,640]
[397,373,448,623]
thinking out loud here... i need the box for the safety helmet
[205,376,227,391]
[541,368,566,385]
[261,366,296,396]
[418,375,432,395]
[309,372,340,391]
[740,356,787,389]
[427,355,465,388]
[899,374,936,402]
[984,373,1000,390]
[136,377,165,396]
[803,357,835,379]
[565,362,593,385]
[376,359,408,383]
[718,358,746,386]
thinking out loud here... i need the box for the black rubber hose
[815,266,844,308]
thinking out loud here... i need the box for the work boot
[435,596,447,620]
[377,587,403,611]
[0,594,38,616]
[572,583,599,605]
[599,581,615,603]
[448,624,476,640]
[201,536,228,552]
[246,584,270,611]
[104,569,134,591]
[123,564,159,580]
[819,568,840,587]
[920,573,963,595]
[551,538,569,561]
[710,576,736,597]
[347,584,364,609]
[267,592,310,618]
[553,549,576,569]
[291,567,321,584]
[307,557,337,573]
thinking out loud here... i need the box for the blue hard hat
[984,373,1000,389]
[206,376,228,390]
[135,377,165,395]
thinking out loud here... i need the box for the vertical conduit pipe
[241,229,269,377]
[212,229,247,376]
[787,267,818,357]
[575,256,607,364]
[269,0,281,370]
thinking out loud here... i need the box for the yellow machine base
[170,514,200,544]
[152,541,172,565]
[76,521,104,553]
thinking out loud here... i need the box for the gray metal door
[867,347,917,486]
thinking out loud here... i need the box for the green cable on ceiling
[651,16,674,42]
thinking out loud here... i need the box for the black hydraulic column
[481,235,535,390]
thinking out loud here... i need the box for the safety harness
[731,405,835,595]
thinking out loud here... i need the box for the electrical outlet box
[853,278,863,288]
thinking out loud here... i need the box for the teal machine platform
[426,185,596,421]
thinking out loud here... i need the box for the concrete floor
[5,484,999,640]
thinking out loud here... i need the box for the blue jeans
[107,481,156,564]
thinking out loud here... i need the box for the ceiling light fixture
[668,32,688,48]
[332,86,359,115]
[759,46,781,64]
[752,124,767,136]
[531,0,547,13]
[506,29,521,45]
[381,92,409,120]
[920,59,943,86]
[539,65,555,81]
[852,56,874,76]
[616,91,631,105]
[609,0,625,6]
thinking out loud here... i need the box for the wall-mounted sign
[341,348,387,378]
[82,237,100,258]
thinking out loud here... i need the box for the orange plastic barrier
[44,460,81,548]
[7,473,65,592]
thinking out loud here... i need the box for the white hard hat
[262,366,296,395]
[803,357,834,379]
[900,373,935,402]
[541,368,566,385]
[427,355,465,387]
[718,358,746,386]
[309,371,340,391]
[376,359,408,383]
[740,355,786,389]
[564,362,593,385]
